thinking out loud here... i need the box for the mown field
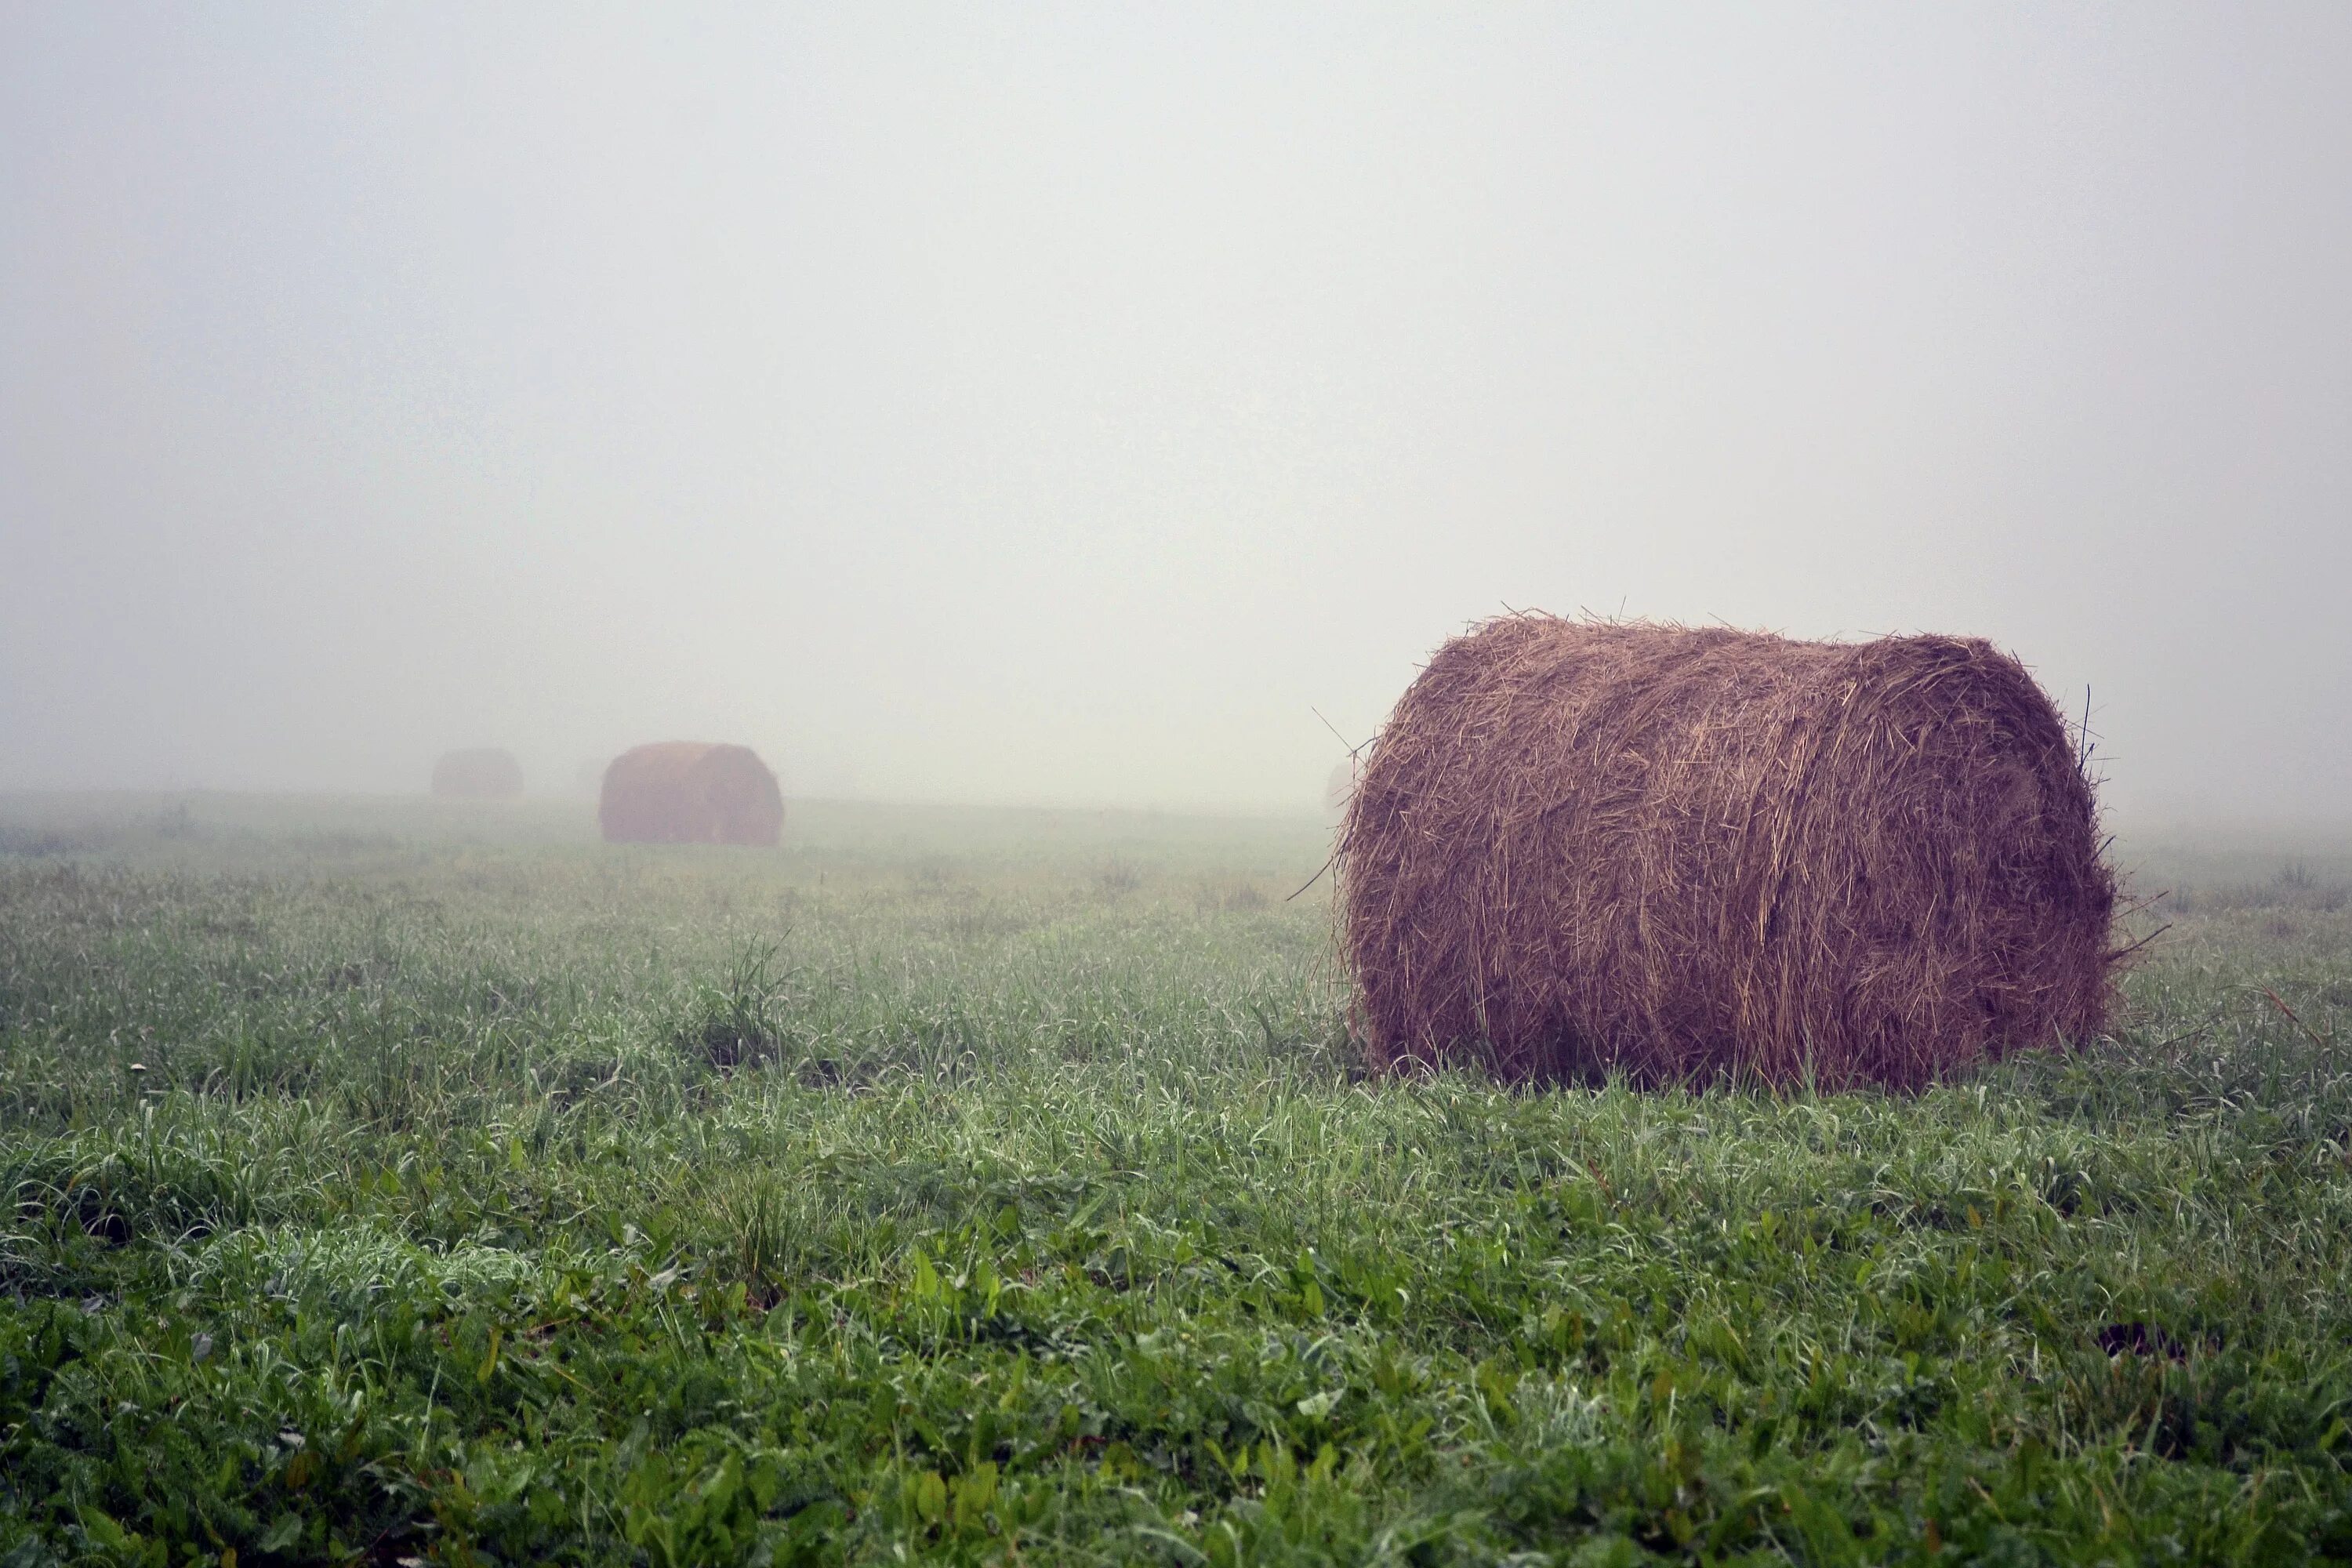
[1,794,2349,1566]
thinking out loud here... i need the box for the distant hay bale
[1338,616,2118,1090]
[598,742,783,846]
[431,748,524,801]
[1323,758,1359,812]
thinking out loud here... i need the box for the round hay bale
[598,742,783,846]
[431,748,524,800]
[1338,616,2118,1090]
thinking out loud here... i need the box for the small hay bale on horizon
[1338,615,2120,1091]
[1323,757,1359,813]
[598,742,784,846]
[430,748,525,801]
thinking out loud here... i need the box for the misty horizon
[5,5,2349,822]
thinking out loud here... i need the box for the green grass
[2,795,2349,1566]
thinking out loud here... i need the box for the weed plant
[0,798,2347,1565]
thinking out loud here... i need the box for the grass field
[2,794,2349,1566]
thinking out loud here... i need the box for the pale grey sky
[3,4,2347,818]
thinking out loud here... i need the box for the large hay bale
[598,742,783,846]
[1338,616,2118,1090]
[430,748,524,800]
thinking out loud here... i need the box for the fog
[4,5,2347,822]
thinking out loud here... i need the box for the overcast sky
[3,3,2347,819]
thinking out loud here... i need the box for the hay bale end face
[431,748,524,800]
[598,742,783,846]
[1338,616,2118,1091]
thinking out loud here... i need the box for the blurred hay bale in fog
[1324,758,1359,813]
[598,742,783,846]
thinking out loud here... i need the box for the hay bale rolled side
[1338,617,2117,1090]
[431,748,525,800]
[598,742,783,846]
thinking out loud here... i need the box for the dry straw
[1338,615,2119,1090]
